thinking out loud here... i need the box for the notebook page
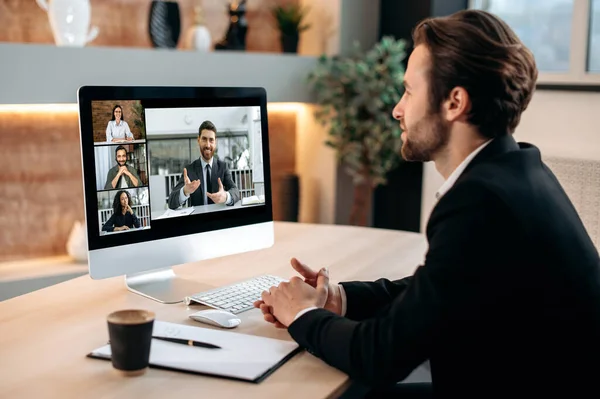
[90,320,300,381]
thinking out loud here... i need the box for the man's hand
[183,168,200,196]
[260,270,330,328]
[118,165,127,176]
[126,136,133,141]
[207,178,228,204]
[254,258,343,328]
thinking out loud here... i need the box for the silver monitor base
[125,268,211,304]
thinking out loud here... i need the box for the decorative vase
[215,0,248,51]
[187,4,211,51]
[66,220,88,263]
[149,0,181,48]
[280,33,299,53]
[36,0,99,47]
[280,174,300,222]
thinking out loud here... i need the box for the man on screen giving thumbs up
[167,120,240,210]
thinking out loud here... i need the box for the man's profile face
[198,129,216,162]
[392,44,450,162]
[116,149,127,166]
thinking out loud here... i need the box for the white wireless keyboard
[184,275,287,314]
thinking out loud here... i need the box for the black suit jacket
[167,158,240,210]
[288,135,600,397]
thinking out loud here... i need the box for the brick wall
[91,100,144,142]
[0,108,296,262]
[0,0,298,52]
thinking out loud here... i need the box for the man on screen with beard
[168,120,240,210]
[104,145,141,189]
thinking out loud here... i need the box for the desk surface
[0,222,428,399]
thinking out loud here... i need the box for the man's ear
[443,86,471,123]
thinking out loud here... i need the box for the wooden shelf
[0,43,319,104]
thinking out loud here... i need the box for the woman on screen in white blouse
[106,105,134,142]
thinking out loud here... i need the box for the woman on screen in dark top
[102,190,141,232]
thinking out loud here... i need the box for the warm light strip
[266,102,305,112]
[0,104,79,113]
[0,103,304,113]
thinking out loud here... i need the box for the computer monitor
[77,86,274,304]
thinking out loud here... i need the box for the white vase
[190,25,212,51]
[36,0,99,47]
[66,220,88,263]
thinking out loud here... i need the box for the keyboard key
[186,275,286,315]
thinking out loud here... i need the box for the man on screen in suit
[254,10,600,398]
[168,120,240,210]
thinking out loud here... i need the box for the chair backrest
[543,155,600,249]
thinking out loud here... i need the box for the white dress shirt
[292,139,493,324]
[434,139,492,201]
[178,158,233,206]
[106,120,133,142]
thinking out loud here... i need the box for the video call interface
[91,100,266,236]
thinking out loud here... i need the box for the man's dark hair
[115,145,127,157]
[111,105,124,121]
[112,190,132,215]
[198,120,217,137]
[412,9,538,139]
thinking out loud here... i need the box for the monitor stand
[125,268,212,304]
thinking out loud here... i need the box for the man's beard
[201,147,213,160]
[401,110,450,162]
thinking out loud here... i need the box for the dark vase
[215,0,248,51]
[280,174,300,222]
[148,0,181,48]
[280,33,299,53]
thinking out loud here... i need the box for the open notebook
[241,194,265,206]
[88,320,301,383]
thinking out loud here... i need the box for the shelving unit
[0,43,319,104]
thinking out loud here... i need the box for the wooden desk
[0,222,428,399]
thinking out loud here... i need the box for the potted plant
[130,101,146,138]
[272,4,310,53]
[308,37,407,226]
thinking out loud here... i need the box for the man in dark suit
[255,9,600,398]
[168,120,240,210]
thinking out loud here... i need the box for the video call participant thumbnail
[168,120,240,210]
[104,145,141,190]
[106,104,134,142]
[102,190,141,232]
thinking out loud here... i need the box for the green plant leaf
[307,36,408,187]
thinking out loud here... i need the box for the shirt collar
[435,139,493,200]
[200,157,213,169]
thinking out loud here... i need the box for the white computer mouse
[189,309,241,329]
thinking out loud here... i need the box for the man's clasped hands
[253,258,343,328]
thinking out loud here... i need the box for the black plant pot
[280,33,299,53]
[148,0,181,48]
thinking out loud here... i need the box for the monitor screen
[78,87,273,253]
